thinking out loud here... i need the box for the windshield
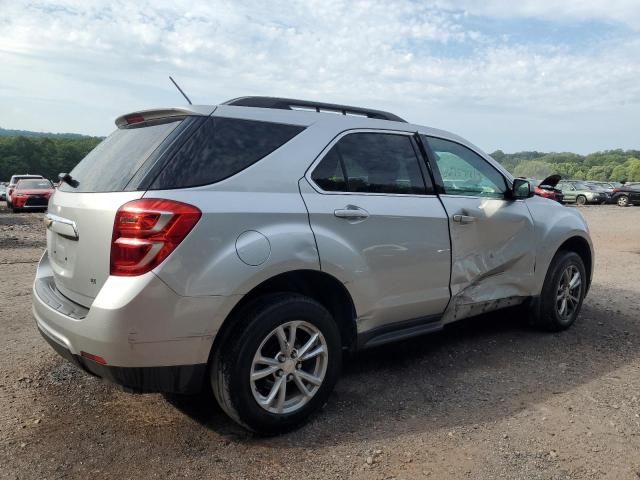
[17,179,53,189]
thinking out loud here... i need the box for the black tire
[617,195,629,207]
[529,251,586,332]
[211,293,341,435]
[12,206,20,213]
[575,195,587,206]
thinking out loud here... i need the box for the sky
[1,0,639,153]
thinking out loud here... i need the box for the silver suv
[33,97,593,434]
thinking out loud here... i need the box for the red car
[10,178,55,212]
[533,175,564,203]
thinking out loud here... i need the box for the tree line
[0,130,638,183]
[492,149,640,182]
[0,135,101,182]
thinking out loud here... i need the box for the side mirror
[510,178,533,199]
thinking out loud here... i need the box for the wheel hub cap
[250,320,328,414]
[555,265,582,320]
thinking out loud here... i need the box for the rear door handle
[334,206,369,220]
[452,214,476,224]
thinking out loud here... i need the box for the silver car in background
[32,97,593,434]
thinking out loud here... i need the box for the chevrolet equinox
[33,97,593,434]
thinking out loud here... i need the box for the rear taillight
[612,188,621,193]
[110,199,201,276]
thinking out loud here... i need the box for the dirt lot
[1,204,639,480]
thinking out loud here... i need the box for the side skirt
[356,315,443,350]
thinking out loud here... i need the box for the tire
[617,195,629,207]
[12,206,20,213]
[211,293,342,435]
[529,251,586,332]
[575,195,587,206]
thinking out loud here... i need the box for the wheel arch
[209,270,358,365]
[557,235,593,293]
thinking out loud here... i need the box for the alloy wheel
[556,265,582,320]
[618,196,629,207]
[250,320,328,414]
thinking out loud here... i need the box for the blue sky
[1,0,639,153]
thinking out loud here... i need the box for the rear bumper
[32,250,240,393]
[38,327,206,393]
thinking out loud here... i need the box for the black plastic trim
[38,328,206,394]
[357,314,443,349]
[223,96,407,123]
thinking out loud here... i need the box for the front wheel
[530,251,586,331]
[617,195,629,207]
[211,294,341,435]
[575,195,587,206]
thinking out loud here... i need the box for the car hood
[539,174,561,187]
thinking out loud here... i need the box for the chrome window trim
[305,128,438,198]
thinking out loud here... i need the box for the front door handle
[452,214,476,224]
[334,206,369,220]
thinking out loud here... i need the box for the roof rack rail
[222,96,406,122]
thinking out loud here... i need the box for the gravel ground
[1,203,639,480]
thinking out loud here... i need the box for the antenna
[169,76,193,105]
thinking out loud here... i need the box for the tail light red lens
[110,198,201,276]
[611,188,621,193]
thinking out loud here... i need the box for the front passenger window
[425,136,507,198]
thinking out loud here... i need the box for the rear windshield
[149,117,305,189]
[59,119,182,193]
[17,179,52,189]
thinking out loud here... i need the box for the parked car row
[524,176,640,206]
[2,174,55,212]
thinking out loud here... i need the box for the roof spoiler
[115,108,204,128]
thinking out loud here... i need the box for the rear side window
[311,133,429,194]
[150,117,305,189]
[59,120,182,193]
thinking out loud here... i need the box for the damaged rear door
[422,135,536,323]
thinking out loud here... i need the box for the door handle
[452,214,476,224]
[334,206,369,220]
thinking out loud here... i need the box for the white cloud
[0,0,638,152]
[437,0,640,29]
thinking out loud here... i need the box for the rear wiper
[58,172,78,187]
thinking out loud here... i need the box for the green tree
[513,160,553,179]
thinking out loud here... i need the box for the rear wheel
[11,206,20,213]
[211,293,341,435]
[575,195,587,206]
[530,251,586,331]
[617,195,629,207]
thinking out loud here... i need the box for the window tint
[425,136,506,198]
[59,120,182,193]
[311,133,429,194]
[310,148,347,192]
[150,117,304,189]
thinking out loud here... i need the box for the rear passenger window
[151,117,304,189]
[311,133,429,194]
